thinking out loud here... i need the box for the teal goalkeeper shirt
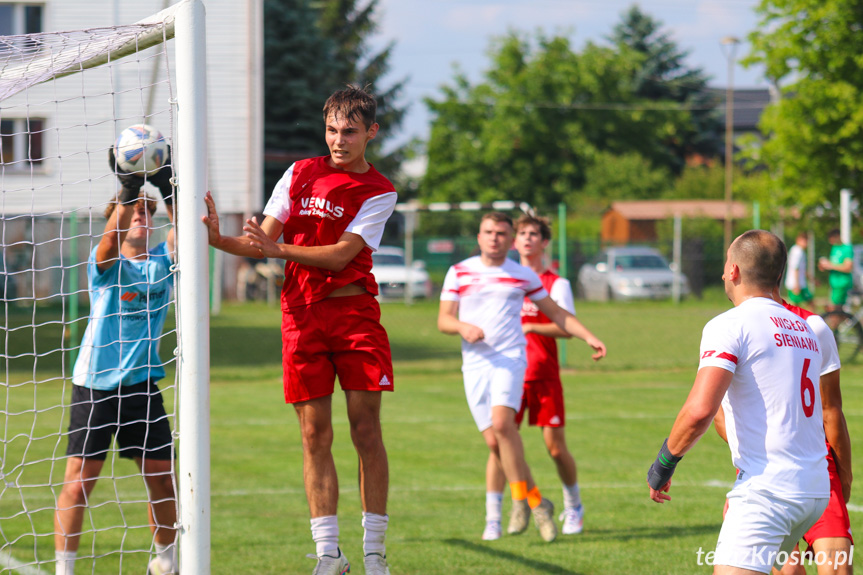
[72,242,174,390]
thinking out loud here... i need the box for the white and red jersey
[264,156,397,309]
[441,256,548,369]
[783,300,840,376]
[521,270,575,382]
[699,297,828,499]
[785,244,808,291]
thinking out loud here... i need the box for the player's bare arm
[437,300,484,343]
[522,322,571,338]
[243,216,366,272]
[668,367,732,456]
[534,296,606,360]
[165,203,176,258]
[819,257,853,273]
[714,405,728,443]
[647,366,732,504]
[202,191,284,258]
[820,370,853,501]
[95,203,136,271]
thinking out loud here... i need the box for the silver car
[576,246,689,301]
[371,246,433,301]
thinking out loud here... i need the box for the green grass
[3,289,863,573]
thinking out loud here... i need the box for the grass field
[3,289,863,574]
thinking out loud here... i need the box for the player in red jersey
[204,86,394,575]
[481,215,604,539]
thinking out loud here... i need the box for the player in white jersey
[647,230,829,574]
[784,232,813,307]
[712,283,852,575]
[439,212,606,543]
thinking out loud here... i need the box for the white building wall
[1,0,262,217]
[1,0,262,299]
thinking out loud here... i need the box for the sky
[369,0,767,152]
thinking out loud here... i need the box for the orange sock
[527,486,543,509]
[509,481,528,501]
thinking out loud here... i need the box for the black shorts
[65,380,174,461]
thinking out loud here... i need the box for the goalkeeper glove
[108,147,144,204]
[647,438,682,491]
[147,145,175,207]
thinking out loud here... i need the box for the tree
[422,31,695,209]
[316,0,409,177]
[745,0,863,208]
[608,5,722,172]
[263,0,335,196]
[263,0,408,198]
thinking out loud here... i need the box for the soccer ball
[113,124,167,176]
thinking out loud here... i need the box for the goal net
[0,1,209,573]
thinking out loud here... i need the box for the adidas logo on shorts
[379,375,391,386]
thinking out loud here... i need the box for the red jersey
[521,270,573,382]
[264,156,396,309]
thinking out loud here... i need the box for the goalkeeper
[54,149,178,575]
[646,230,829,574]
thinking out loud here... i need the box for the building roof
[607,200,749,220]
[706,87,773,132]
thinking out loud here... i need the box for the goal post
[173,1,211,574]
[0,1,210,573]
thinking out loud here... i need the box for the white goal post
[0,1,210,573]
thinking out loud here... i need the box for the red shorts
[803,449,853,546]
[281,293,394,403]
[515,377,565,428]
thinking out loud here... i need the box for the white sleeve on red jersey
[806,314,840,375]
[344,191,397,251]
[523,266,549,302]
[262,163,296,223]
[440,265,460,302]
[697,314,740,374]
[550,277,575,315]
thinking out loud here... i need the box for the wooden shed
[601,200,749,244]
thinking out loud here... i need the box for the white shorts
[714,489,828,572]
[462,358,526,431]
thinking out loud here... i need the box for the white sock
[562,482,582,510]
[154,542,176,570]
[362,512,388,556]
[55,551,76,575]
[485,491,503,522]
[310,515,340,557]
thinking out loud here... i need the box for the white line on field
[0,551,51,575]
[212,479,736,498]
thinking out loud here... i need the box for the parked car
[576,246,689,301]
[372,246,433,301]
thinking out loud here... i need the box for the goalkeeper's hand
[108,147,144,204]
[146,145,175,207]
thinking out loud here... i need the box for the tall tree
[745,0,863,208]
[263,0,408,198]
[263,0,336,197]
[316,0,409,176]
[422,31,693,209]
[608,5,721,172]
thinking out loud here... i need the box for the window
[0,4,43,36]
[0,118,45,170]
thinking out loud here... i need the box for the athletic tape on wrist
[647,438,682,491]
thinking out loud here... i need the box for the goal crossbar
[0,4,180,102]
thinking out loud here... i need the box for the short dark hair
[104,192,157,219]
[480,211,513,228]
[828,228,841,240]
[730,230,787,290]
[322,84,377,129]
[515,214,552,241]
